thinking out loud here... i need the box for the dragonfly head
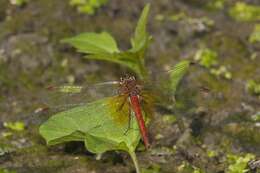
[119,75,141,96]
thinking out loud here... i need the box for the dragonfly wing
[38,81,120,113]
[140,90,155,120]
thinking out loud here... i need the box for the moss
[194,48,218,68]
[3,121,25,131]
[229,2,260,22]
[210,65,232,80]
[0,169,17,173]
[9,0,29,6]
[226,153,255,173]
[249,24,260,43]
[224,123,260,146]
[177,161,205,173]
[69,0,108,15]
[206,0,226,10]
[246,80,260,96]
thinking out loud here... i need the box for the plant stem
[129,151,141,173]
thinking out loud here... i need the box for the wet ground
[0,0,260,173]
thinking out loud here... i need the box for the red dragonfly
[116,75,151,148]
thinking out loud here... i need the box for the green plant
[69,0,108,15]
[40,4,191,173]
[229,2,260,22]
[63,4,151,80]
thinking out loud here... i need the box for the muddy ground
[0,0,260,173]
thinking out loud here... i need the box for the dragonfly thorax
[119,76,141,96]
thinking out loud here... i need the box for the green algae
[249,24,260,43]
[0,169,17,173]
[69,0,108,15]
[224,123,260,146]
[177,161,205,173]
[226,153,255,173]
[3,121,25,132]
[206,0,226,10]
[229,2,260,22]
[210,65,232,80]
[246,80,260,96]
[194,48,218,68]
[9,0,29,6]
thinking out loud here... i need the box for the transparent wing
[37,81,121,114]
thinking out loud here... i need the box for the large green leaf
[62,32,119,54]
[39,96,140,154]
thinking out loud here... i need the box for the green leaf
[168,60,191,95]
[39,96,140,154]
[62,32,119,54]
[131,4,151,53]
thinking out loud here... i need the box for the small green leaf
[168,60,191,95]
[39,96,140,154]
[62,32,119,54]
[131,4,151,53]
